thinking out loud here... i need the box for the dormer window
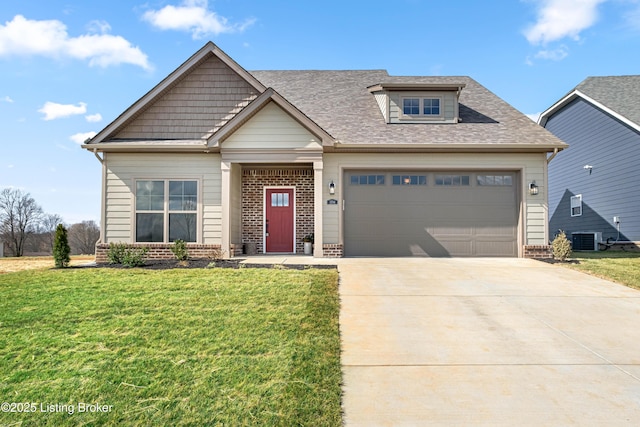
[368,82,465,124]
[402,97,441,117]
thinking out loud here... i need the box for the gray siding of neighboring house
[545,98,640,242]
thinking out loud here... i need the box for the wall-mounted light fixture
[529,181,539,196]
[329,180,335,195]
[583,164,593,175]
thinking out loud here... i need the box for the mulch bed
[94,259,337,270]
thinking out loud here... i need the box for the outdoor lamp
[529,181,539,196]
[329,181,335,195]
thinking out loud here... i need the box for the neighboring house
[83,42,567,260]
[539,76,640,249]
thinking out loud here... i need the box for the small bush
[207,247,226,261]
[53,224,71,268]
[107,243,148,267]
[107,242,127,264]
[171,239,189,261]
[552,230,572,261]
[121,247,149,267]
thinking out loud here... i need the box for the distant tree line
[0,188,99,257]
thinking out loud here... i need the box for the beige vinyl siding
[322,152,548,249]
[222,102,322,150]
[115,55,260,140]
[104,153,222,244]
[372,92,389,122]
[389,91,457,123]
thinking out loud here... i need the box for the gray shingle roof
[576,76,640,127]
[250,70,566,149]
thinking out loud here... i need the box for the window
[392,175,427,186]
[402,97,441,117]
[350,175,385,185]
[271,192,290,207]
[571,194,582,217]
[136,180,198,242]
[435,175,470,186]
[477,175,513,186]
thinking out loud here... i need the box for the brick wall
[242,168,314,254]
[95,243,224,263]
[523,245,552,259]
[322,244,343,258]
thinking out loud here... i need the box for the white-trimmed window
[571,194,582,217]
[135,180,198,242]
[402,97,441,117]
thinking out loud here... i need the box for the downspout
[546,148,559,164]
[92,148,104,164]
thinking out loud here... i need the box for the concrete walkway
[339,258,640,426]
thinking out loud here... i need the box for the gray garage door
[343,171,519,257]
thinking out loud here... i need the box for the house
[83,42,567,260]
[539,76,640,250]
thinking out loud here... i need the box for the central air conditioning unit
[571,232,602,251]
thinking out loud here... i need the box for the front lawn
[564,251,640,289]
[0,267,341,426]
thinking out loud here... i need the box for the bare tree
[68,220,100,254]
[39,213,65,251]
[0,188,43,257]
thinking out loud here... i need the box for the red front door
[265,188,294,253]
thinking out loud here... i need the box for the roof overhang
[539,89,640,133]
[208,87,335,147]
[367,83,466,93]
[329,142,564,153]
[81,140,212,153]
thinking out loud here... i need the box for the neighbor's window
[136,180,198,243]
[570,194,582,217]
[435,175,470,186]
[402,97,441,116]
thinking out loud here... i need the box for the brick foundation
[95,243,224,263]
[242,167,314,254]
[322,243,344,258]
[523,245,553,259]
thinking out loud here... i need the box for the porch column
[221,160,231,259]
[313,160,324,257]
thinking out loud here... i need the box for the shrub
[552,230,572,261]
[171,239,189,261]
[121,247,149,267]
[107,243,148,267]
[207,247,226,262]
[53,224,71,268]
[107,242,127,264]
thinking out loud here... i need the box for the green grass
[565,251,640,289]
[0,267,341,426]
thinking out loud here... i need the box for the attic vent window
[402,97,441,117]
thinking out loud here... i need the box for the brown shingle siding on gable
[115,55,260,141]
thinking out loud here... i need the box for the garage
[343,170,519,257]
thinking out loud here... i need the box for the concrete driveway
[338,258,640,426]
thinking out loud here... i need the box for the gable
[221,102,322,150]
[113,54,260,141]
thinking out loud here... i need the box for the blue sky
[1,0,639,224]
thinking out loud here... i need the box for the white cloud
[524,0,607,45]
[0,15,152,70]
[70,131,97,144]
[85,113,103,123]
[534,45,570,61]
[39,101,87,121]
[2,95,13,103]
[142,0,256,39]
[526,112,542,122]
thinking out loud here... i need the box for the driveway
[338,258,640,426]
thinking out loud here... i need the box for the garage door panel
[344,170,519,257]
